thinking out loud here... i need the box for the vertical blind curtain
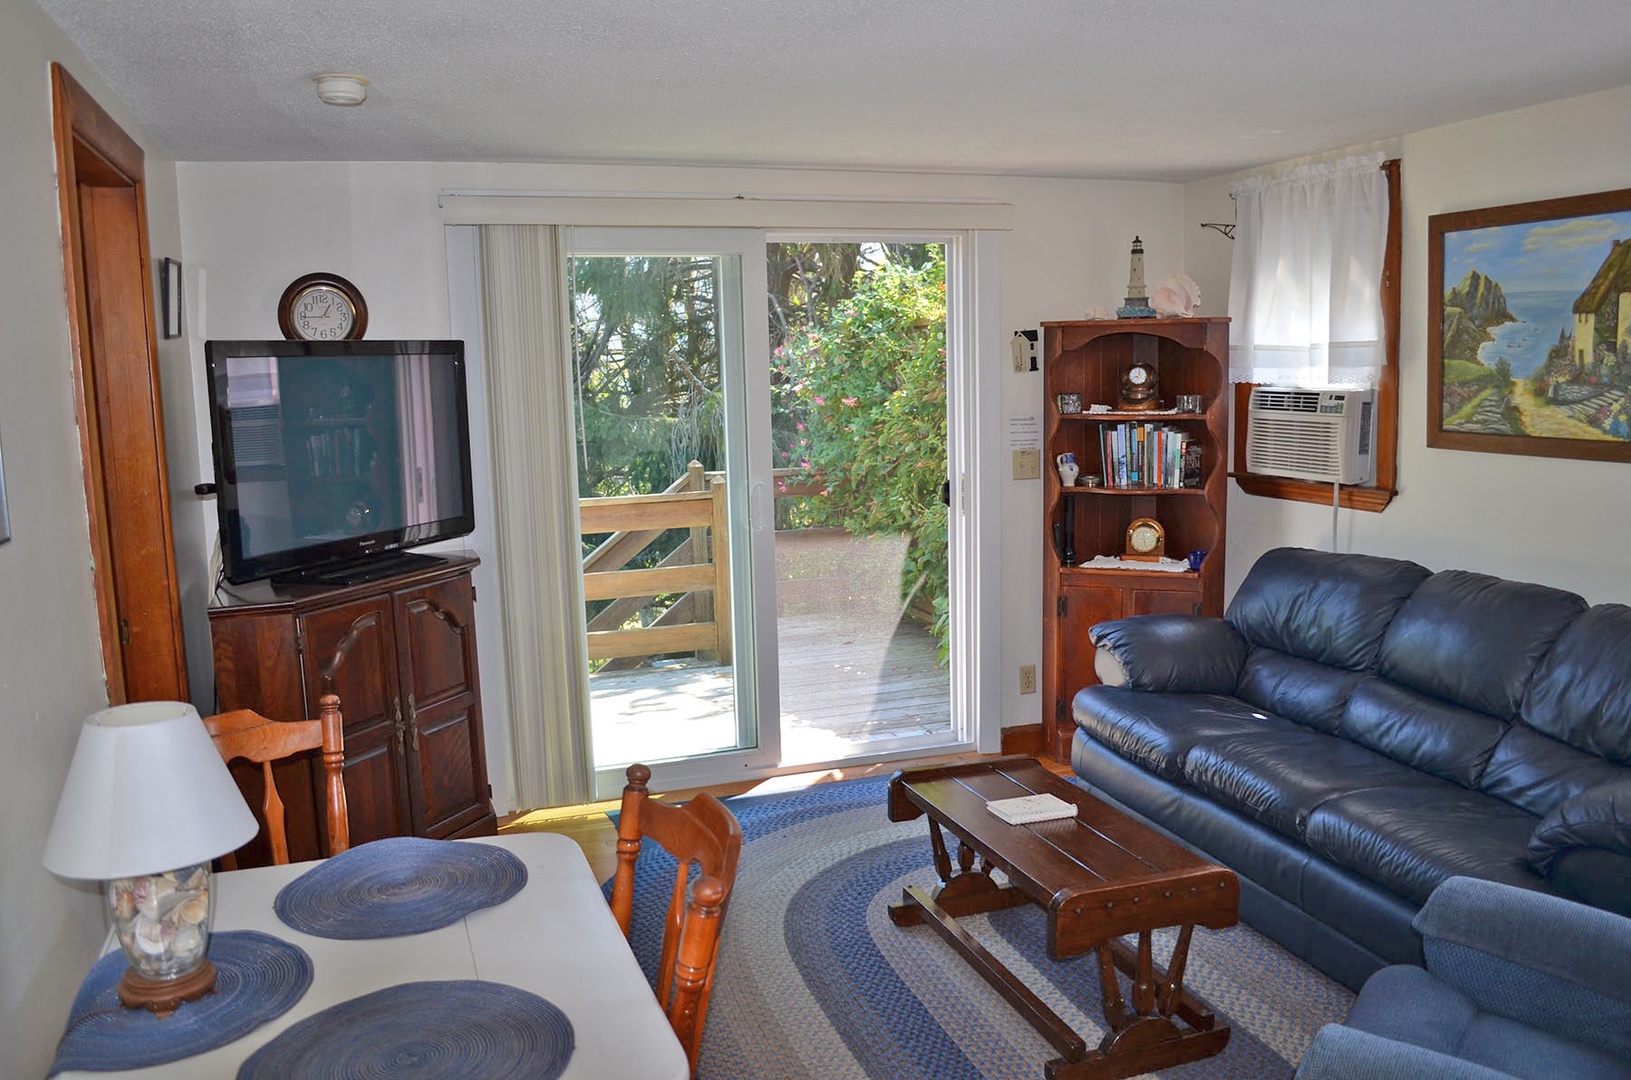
[1227,152,1389,387]
[476,225,594,808]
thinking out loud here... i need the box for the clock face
[1127,364,1151,386]
[279,273,367,341]
[291,286,357,341]
[1130,523,1160,553]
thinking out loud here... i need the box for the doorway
[765,239,953,764]
[50,64,188,704]
[570,230,966,793]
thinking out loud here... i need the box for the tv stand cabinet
[208,554,496,867]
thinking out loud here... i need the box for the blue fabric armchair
[1296,876,1631,1079]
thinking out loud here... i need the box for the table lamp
[43,701,259,1016]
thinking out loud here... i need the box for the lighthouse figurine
[1116,236,1157,319]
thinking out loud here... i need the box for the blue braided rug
[615,775,1352,1080]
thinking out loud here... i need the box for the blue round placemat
[275,837,527,939]
[49,931,312,1076]
[236,980,574,1079]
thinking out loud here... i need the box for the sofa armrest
[1087,615,1247,694]
[1527,775,1631,863]
[1412,876,1631,1058]
[1294,1024,1513,1080]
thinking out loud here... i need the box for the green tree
[570,256,724,502]
[785,249,949,651]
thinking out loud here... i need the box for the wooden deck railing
[580,462,825,669]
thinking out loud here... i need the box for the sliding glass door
[567,229,781,796]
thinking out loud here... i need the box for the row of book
[304,429,374,480]
[1096,422,1202,489]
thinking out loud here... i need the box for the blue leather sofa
[1071,547,1631,990]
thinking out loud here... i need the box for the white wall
[175,160,1189,806]
[1185,84,1631,604]
[0,4,188,1077]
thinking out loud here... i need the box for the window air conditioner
[1246,387,1375,485]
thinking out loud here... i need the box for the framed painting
[1428,186,1631,461]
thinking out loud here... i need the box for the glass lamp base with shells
[106,861,218,1017]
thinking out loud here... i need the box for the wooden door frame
[50,63,188,703]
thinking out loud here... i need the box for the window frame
[1230,158,1402,512]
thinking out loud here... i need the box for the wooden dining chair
[609,763,743,1077]
[204,692,349,866]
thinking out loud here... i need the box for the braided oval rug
[615,775,1352,1080]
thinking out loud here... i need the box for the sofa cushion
[1376,570,1586,721]
[1185,728,1445,839]
[1072,686,1298,781]
[1087,614,1248,694]
[1480,723,1626,816]
[1225,547,1430,670]
[1519,603,1631,764]
[1235,649,1367,733]
[1338,678,1509,787]
[1305,787,1543,904]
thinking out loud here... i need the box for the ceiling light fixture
[313,74,369,107]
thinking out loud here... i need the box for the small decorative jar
[1055,453,1080,487]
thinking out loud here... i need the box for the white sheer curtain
[476,225,594,809]
[1228,152,1389,387]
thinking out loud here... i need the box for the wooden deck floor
[589,528,951,769]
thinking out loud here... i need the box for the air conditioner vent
[1246,387,1375,485]
[229,404,285,468]
[1250,389,1324,414]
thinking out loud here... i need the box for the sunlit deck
[589,528,952,768]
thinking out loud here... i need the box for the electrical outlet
[1012,448,1040,480]
[1019,664,1037,695]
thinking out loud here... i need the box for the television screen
[206,340,475,585]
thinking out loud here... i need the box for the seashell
[175,892,210,926]
[133,916,171,956]
[172,924,205,961]
[1084,304,1114,321]
[1150,272,1201,317]
[131,876,159,918]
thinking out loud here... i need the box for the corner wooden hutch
[208,554,496,866]
[1041,318,1229,758]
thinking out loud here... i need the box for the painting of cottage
[1436,205,1631,446]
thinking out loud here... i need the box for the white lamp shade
[42,702,259,880]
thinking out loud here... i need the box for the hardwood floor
[500,750,1074,883]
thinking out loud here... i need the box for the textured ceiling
[36,0,1631,182]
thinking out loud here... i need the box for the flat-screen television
[205,339,475,585]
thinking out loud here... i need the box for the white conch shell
[1084,304,1114,320]
[1150,272,1201,317]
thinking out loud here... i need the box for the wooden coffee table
[887,756,1239,1080]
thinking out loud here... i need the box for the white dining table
[58,832,691,1079]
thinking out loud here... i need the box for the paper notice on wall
[1008,413,1041,451]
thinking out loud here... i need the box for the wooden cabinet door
[299,596,413,845]
[394,576,492,837]
[1051,584,1124,756]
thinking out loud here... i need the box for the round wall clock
[1123,516,1165,561]
[278,273,368,341]
[1117,361,1159,411]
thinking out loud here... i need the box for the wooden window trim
[1230,158,1402,512]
